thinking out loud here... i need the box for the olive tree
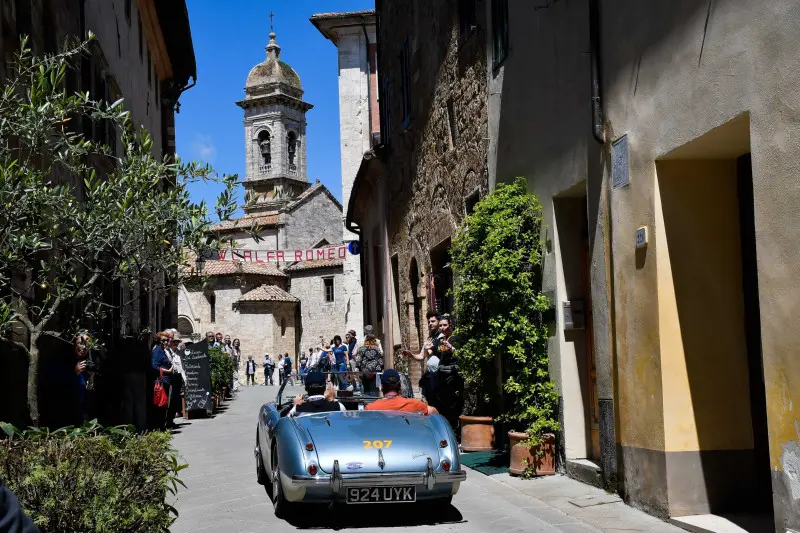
[0,37,238,425]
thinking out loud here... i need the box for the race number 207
[363,440,392,449]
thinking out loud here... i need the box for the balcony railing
[288,163,297,176]
[259,163,272,175]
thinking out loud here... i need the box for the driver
[365,369,439,415]
[289,371,346,417]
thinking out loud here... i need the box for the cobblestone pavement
[170,385,684,533]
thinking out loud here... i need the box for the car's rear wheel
[272,450,295,518]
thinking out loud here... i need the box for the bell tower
[236,29,313,214]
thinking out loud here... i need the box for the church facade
[178,31,355,376]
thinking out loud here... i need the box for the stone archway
[177,315,195,340]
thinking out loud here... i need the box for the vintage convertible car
[254,371,465,516]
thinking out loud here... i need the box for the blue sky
[177,1,374,218]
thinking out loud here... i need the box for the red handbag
[153,369,168,407]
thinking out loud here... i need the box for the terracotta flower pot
[459,415,495,451]
[508,431,556,476]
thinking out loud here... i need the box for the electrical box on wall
[563,300,585,330]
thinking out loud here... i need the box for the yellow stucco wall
[655,159,754,452]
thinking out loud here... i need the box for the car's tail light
[440,440,448,448]
[441,460,451,472]
[306,442,314,451]
[308,464,318,475]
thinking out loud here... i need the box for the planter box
[459,415,495,451]
[508,431,556,476]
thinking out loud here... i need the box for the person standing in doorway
[403,312,441,404]
[245,355,257,386]
[431,315,464,433]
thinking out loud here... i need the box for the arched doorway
[177,316,195,340]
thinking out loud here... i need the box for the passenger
[365,369,439,416]
[289,371,346,417]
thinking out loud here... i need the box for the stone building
[486,0,800,530]
[310,10,377,341]
[345,0,489,380]
[178,31,348,380]
[0,0,195,425]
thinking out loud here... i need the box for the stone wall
[282,188,343,250]
[376,0,489,353]
[288,267,346,354]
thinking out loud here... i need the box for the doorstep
[669,514,774,533]
[566,458,604,489]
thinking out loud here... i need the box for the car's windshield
[276,370,413,406]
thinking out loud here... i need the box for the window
[447,98,457,148]
[137,14,143,60]
[281,318,287,337]
[43,1,56,54]
[492,0,509,68]
[380,76,391,146]
[124,0,131,25]
[400,38,411,128]
[287,131,297,166]
[323,278,334,303]
[208,293,216,323]
[258,131,271,165]
[458,0,477,40]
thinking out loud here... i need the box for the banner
[216,244,351,263]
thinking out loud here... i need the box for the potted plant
[452,178,558,458]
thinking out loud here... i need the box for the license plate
[346,486,416,504]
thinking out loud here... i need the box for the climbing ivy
[451,178,560,445]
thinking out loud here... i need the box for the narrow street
[170,386,685,533]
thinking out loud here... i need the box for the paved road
[170,385,681,533]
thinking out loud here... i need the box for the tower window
[281,317,287,337]
[287,131,297,166]
[258,130,271,165]
[323,278,334,303]
[208,293,216,323]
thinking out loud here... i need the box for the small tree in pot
[451,178,559,465]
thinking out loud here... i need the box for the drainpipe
[589,0,604,144]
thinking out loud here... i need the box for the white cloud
[191,133,217,164]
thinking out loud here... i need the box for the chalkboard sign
[181,344,212,413]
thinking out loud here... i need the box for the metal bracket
[331,460,342,493]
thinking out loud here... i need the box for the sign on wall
[612,134,630,190]
[215,244,352,263]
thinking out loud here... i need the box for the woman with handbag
[150,331,175,430]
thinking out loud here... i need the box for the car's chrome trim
[290,470,467,488]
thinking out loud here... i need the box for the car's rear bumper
[292,471,466,487]
[291,458,465,490]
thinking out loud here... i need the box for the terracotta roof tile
[237,284,298,303]
[285,259,344,272]
[199,260,286,277]
[211,213,279,232]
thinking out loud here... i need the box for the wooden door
[581,233,600,459]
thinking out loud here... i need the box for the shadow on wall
[655,115,772,517]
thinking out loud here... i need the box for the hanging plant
[451,178,559,445]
